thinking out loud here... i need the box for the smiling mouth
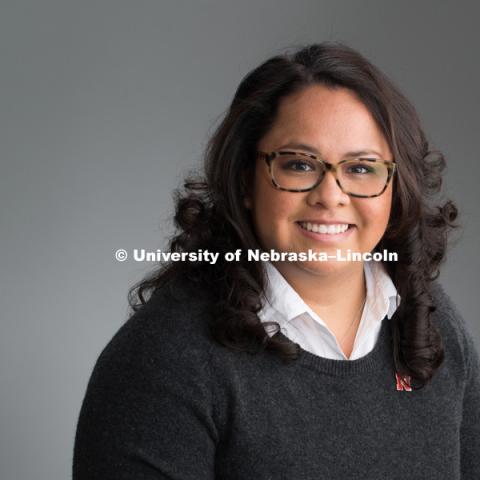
[297,222,355,235]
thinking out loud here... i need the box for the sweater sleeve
[72,311,218,480]
[459,315,480,479]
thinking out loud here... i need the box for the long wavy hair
[129,41,458,389]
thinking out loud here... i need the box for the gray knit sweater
[73,280,480,479]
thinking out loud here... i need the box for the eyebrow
[277,142,383,158]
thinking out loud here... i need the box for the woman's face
[244,84,393,277]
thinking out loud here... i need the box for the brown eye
[283,159,315,172]
[344,163,375,175]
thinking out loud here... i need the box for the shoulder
[430,281,468,342]
[429,281,474,380]
[89,277,217,389]
[74,278,221,475]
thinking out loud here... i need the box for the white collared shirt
[257,261,400,360]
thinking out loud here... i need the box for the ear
[243,195,252,209]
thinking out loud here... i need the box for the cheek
[356,192,392,234]
[252,190,301,245]
[255,185,299,224]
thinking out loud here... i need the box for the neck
[271,260,367,336]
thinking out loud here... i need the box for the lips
[296,220,355,232]
[296,220,355,225]
[295,221,355,243]
[298,222,349,234]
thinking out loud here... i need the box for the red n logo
[395,372,412,391]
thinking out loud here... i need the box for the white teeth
[299,222,349,234]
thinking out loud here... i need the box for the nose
[305,169,350,208]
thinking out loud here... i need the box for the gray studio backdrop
[1,1,479,479]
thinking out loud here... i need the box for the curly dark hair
[129,41,458,389]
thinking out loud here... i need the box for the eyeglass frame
[257,150,396,198]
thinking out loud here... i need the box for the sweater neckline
[272,315,392,375]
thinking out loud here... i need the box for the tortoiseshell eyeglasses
[257,150,396,198]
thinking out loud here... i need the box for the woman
[73,42,480,479]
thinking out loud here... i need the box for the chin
[295,259,354,277]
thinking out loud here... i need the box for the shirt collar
[258,261,308,324]
[363,260,400,321]
[258,260,400,326]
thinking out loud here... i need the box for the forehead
[259,84,391,159]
